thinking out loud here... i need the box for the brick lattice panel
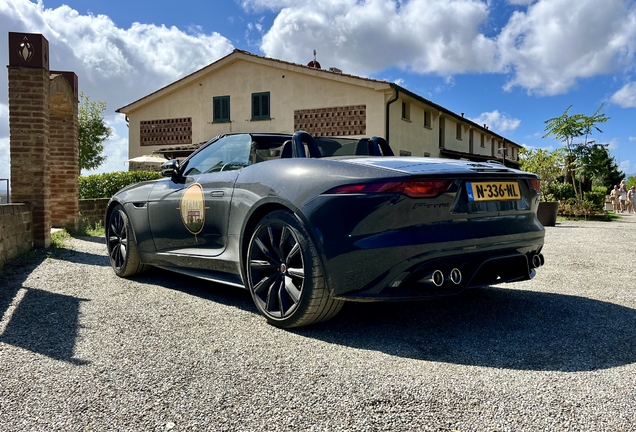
[140,118,192,146]
[294,105,366,137]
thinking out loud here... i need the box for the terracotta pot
[537,201,559,226]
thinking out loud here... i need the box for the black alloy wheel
[247,210,343,328]
[106,204,148,277]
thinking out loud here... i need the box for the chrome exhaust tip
[418,269,445,287]
[531,254,542,268]
[431,270,444,287]
[449,268,462,285]
[538,253,545,266]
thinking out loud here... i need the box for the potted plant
[519,148,565,226]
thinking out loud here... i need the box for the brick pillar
[8,32,51,248]
[49,72,79,231]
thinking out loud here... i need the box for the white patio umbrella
[126,155,168,164]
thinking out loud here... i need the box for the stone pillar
[8,32,51,248]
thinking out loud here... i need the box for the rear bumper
[328,229,543,301]
[301,194,545,300]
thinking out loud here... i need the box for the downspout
[385,86,399,142]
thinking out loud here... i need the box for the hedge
[79,171,163,199]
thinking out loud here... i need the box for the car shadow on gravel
[138,268,636,372]
[130,269,636,372]
[73,235,106,245]
[133,268,256,312]
[296,287,636,372]
[50,248,109,267]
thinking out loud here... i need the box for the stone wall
[79,198,110,227]
[0,203,33,269]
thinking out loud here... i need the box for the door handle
[209,191,224,197]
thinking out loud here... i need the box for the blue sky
[1,0,635,187]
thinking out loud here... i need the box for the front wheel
[246,210,343,328]
[106,204,149,277]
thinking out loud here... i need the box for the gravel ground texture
[1,215,636,431]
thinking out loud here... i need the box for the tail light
[529,178,540,194]
[326,180,453,198]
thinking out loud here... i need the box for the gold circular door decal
[179,183,205,235]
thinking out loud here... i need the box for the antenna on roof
[307,49,321,69]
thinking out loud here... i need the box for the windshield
[181,134,252,176]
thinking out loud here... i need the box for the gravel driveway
[1,215,636,431]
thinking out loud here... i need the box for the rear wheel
[246,210,343,328]
[106,204,148,277]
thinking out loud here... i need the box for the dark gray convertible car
[106,131,545,328]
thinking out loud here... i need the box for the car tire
[246,210,344,328]
[106,204,149,277]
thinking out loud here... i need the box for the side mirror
[161,159,180,177]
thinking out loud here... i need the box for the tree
[78,92,112,171]
[627,176,636,190]
[519,147,566,200]
[575,144,624,192]
[543,104,610,203]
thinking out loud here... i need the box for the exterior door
[147,170,238,256]
[147,134,253,257]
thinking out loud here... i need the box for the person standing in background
[619,182,628,213]
[610,185,620,213]
[628,186,636,214]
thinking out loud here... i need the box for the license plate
[466,181,521,202]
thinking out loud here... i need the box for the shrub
[79,171,162,199]
[545,182,575,201]
[583,185,608,212]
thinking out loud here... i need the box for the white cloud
[498,0,636,95]
[470,110,521,132]
[258,0,498,77]
[82,115,130,176]
[0,102,8,139]
[0,137,8,187]
[0,0,234,177]
[0,0,233,105]
[245,0,636,96]
[629,136,636,141]
[611,82,636,107]
[619,159,632,173]
[522,143,558,152]
[0,105,8,183]
[607,138,619,150]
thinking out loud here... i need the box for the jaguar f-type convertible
[106,131,545,328]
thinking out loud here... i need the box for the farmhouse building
[117,49,520,167]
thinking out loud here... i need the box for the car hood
[335,156,530,176]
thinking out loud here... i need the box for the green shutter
[213,96,230,122]
[213,98,221,122]
[252,94,260,118]
[251,92,270,120]
[261,93,269,117]
[221,97,229,121]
